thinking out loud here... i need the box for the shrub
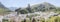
[47,16,60,22]
[2,19,9,22]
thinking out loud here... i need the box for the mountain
[31,2,56,12]
[15,2,56,14]
[8,7,18,11]
[0,2,11,15]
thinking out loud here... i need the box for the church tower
[27,4,32,13]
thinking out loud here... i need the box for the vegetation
[14,2,60,22]
[15,2,56,14]
[54,7,60,14]
[46,16,60,22]
[2,19,9,22]
[0,2,11,15]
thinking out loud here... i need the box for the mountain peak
[43,2,49,4]
[0,2,5,8]
[41,2,51,5]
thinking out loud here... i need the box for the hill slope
[0,2,11,15]
[15,2,56,14]
[31,2,56,12]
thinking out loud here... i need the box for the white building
[0,16,3,22]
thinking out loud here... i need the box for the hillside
[31,2,56,12]
[0,2,11,15]
[15,2,56,14]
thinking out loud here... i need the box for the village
[0,11,60,22]
[0,0,60,22]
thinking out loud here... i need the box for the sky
[0,0,60,8]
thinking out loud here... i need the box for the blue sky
[0,0,60,8]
